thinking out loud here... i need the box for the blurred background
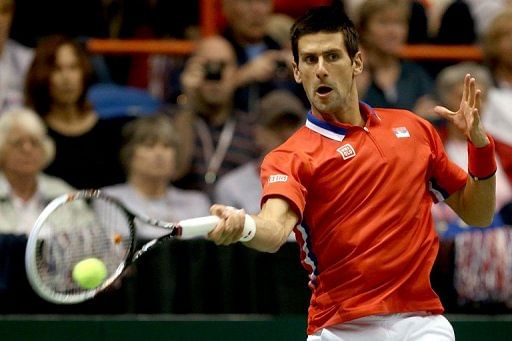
[1,0,512,339]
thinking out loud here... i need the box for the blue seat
[87,84,162,119]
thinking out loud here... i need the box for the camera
[275,60,289,79]
[204,61,225,81]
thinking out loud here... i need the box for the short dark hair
[290,5,359,64]
[119,114,179,175]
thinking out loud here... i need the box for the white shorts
[307,313,455,341]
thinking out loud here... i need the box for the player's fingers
[210,204,227,217]
[475,89,482,112]
[468,77,476,108]
[222,211,244,244]
[433,106,454,119]
[462,74,470,103]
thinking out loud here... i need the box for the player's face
[50,44,84,107]
[130,140,176,180]
[292,32,363,117]
[1,126,46,176]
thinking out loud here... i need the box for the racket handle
[178,214,256,242]
[179,215,220,239]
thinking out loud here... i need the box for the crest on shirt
[268,174,288,183]
[393,127,410,138]
[337,144,356,160]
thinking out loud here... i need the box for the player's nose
[315,58,328,79]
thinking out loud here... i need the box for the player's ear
[352,51,363,76]
[292,61,302,84]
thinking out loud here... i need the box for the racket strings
[34,197,133,296]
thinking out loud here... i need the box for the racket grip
[179,215,220,239]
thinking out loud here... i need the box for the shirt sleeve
[260,149,311,221]
[428,126,468,203]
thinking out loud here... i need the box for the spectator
[214,89,305,215]
[0,0,33,112]
[481,9,512,185]
[25,35,131,189]
[173,35,259,196]
[103,114,211,239]
[102,114,211,313]
[222,0,304,112]
[0,107,73,313]
[465,0,512,38]
[431,62,512,313]
[356,0,436,117]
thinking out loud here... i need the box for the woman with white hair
[0,106,74,314]
[0,107,73,234]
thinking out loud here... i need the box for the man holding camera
[221,0,303,113]
[173,35,260,196]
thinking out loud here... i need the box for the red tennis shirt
[260,102,468,334]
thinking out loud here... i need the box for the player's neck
[315,95,364,127]
[3,170,37,202]
[129,176,168,199]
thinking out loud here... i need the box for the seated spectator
[481,9,512,185]
[173,35,259,196]
[465,0,512,37]
[25,35,132,189]
[214,89,305,216]
[221,0,305,112]
[102,114,211,313]
[103,114,211,240]
[355,0,436,117]
[0,0,33,112]
[0,107,73,313]
[431,62,512,313]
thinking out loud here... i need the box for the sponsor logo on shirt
[393,127,410,138]
[268,174,288,183]
[337,144,356,160]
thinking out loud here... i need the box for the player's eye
[326,53,340,62]
[303,55,317,64]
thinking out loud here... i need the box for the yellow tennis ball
[72,258,107,289]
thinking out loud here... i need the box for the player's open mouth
[316,85,333,96]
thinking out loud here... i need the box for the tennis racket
[25,189,255,304]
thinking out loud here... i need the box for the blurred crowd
[1,0,512,316]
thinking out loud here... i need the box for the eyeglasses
[6,137,44,150]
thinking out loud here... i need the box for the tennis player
[209,5,496,340]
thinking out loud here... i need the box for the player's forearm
[450,136,497,226]
[456,176,496,226]
[244,211,297,253]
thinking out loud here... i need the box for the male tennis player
[209,5,496,340]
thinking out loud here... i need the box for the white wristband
[239,214,256,242]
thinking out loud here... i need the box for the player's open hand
[208,205,246,245]
[434,74,489,147]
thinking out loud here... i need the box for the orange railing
[87,38,483,61]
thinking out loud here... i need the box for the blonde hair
[482,9,512,75]
[0,107,55,167]
[356,0,409,31]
